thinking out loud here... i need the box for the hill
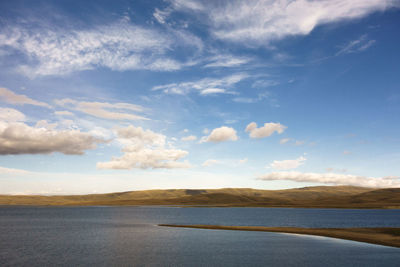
[0,186,399,208]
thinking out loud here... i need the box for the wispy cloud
[181,135,197,141]
[170,0,205,11]
[279,138,305,146]
[258,171,400,188]
[252,80,279,88]
[0,18,202,76]
[204,54,252,68]
[0,87,51,108]
[279,138,291,144]
[152,73,248,95]
[232,91,271,104]
[239,158,248,164]
[269,156,306,170]
[295,140,305,146]
[202,159,220,167]
[208,0,397,45]
[153,8,171,24]
[153,0,204,26]
[54,110,74,116]
[336,34,376,56]
[165,0,397,46]
[55,98,148,121]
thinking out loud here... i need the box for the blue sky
[0,0,400,194]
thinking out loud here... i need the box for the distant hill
[0,186,399,208]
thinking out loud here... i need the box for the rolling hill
[0,186,399,208]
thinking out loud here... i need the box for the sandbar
[159,224,400,248]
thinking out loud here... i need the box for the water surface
[1,206,399,266]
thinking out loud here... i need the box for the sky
[0,0,400,195]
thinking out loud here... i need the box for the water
[1,206,399,266]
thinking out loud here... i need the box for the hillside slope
[0,186,399,208]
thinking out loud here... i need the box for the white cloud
[232,97,257,104]
[0,121,105,155]
[54,110,74,116]
[206,0,398,45]
[170,0,205,11]
[258,171,400,188]
[204,54,251,68]
[0,18,201,76]
[181,135,197,141]
[153,8,171,24]
[153,0,205,26]
[0,108,26,122]
[336,34,376,56]
[343,150,352,155]
[202,159,220,167]
[0,87,51,108]
[117,125,166,147]
[232,91,271,104]
[152,73,248,95]
[295,140,305,146]
[55,98,148,121]
[280,138,291,144]
[270,156,306,170]
[245,122,286,138]
[252,80,279,88]
[239,158,248,164]
[200,126,238,143]
[0,166,32,175]
[35,120,57,130]
[97,125,190,169]
[224,119,237,124]
[279,138,305,145]
[199,88,227,95]
[326,167,347,173]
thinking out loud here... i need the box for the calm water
[0,206,399,266]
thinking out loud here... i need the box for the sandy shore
[159,224,400,248]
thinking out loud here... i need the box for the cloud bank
[0,108,26,122]
[270,156,306,170]
[0,121,105,155]
[258,171,400,188]
[97,125,190,169]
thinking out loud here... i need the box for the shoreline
[1,204,399,210]
[159,224,400,248]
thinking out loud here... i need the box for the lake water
[1,206,399,266]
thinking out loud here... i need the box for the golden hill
[0,186,399,208]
